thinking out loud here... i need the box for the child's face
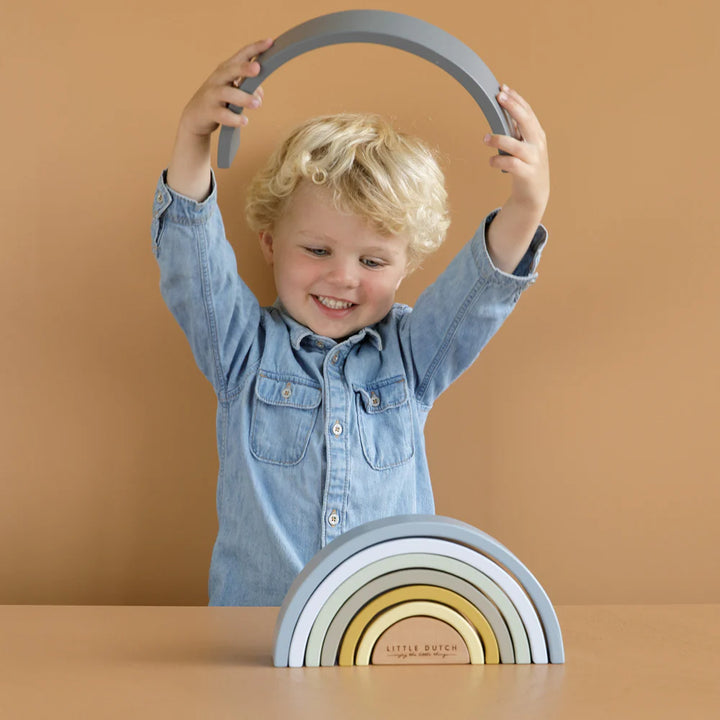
[259,181,408,340]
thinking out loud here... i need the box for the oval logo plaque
[371,616,470,665]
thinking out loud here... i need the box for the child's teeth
[317,296,352,309]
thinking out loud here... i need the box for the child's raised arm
[166,39,273,202]
[482,85,550,274]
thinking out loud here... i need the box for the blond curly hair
[245,113,450,271]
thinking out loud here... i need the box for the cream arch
[353,601,484,666]
[336,585,498,665]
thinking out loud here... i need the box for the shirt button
[331,353,339,364]
[328,510,339,527]
[316,341,324,349]
[370,392,380,407]
[281,383,292,399]
[332,421,343,437]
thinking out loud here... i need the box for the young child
[151,40,550,606]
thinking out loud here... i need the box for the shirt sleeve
[402,209,547,407]
[151,170,260,398]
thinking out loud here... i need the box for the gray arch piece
[218,10,513,168]
[317,567,515,666]
[273,514,564,666]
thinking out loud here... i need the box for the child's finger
[497,89,531,141]
[497,86,545,146]
[227,38,274,66]
[219,38,274,83]
[500,85,535,118]
[221,85,263,111]
[483,133,532,163]
[487,151,529,177]
[218,105,252,128]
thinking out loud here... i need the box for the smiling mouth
[314,295,355,310]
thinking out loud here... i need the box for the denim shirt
[151,171,547,606]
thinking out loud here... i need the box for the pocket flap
[355,376,408,413]
[256,373,322,409]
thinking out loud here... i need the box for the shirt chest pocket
[354,376,414,470]
[250,372,322,466]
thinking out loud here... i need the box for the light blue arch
[273,515,564,666]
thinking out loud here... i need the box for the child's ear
[259,230,274,266]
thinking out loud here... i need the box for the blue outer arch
[273,514,565,666]
[218,9,513,168]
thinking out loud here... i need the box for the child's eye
[361,257,385,269]
[305,247,329,257]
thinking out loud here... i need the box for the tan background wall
[1,0,718,605]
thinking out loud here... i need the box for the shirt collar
[271,299,383,351]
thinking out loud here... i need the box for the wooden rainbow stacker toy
[273,515,565,667]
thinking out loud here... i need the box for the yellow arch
[337,585,498,665]
[355,601,484,665]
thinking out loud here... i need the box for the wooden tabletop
[1,605,718,719]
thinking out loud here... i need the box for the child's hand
[482,85,550,274]
[167,39,273,201]
[178,39,273,140]
[483,85,549,215]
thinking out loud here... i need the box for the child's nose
[327,258,360,288]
